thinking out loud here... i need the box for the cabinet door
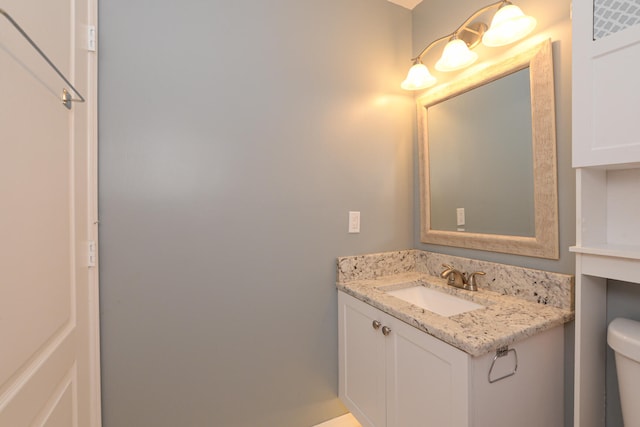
[573,0,640,167]
[338,292,387,427]
[386,315,469,427]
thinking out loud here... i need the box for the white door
[0,0,100,426]
[338,292,387,427]
[385,315,469,427]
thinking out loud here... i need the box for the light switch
[348,211,360,233]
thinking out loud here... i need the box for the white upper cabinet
[573,0,640,167]
[571,0,640,266]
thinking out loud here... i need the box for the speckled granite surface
[336,250,574,357]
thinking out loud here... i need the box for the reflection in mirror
[428,68,534,237]
[417,39,559,259]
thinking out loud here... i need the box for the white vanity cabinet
[338,291,564,427]
[338,291,469,427]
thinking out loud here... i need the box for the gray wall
[412,0,574,273]
[410,0,575,426]
[98,1,413,426]
[99,1,580,425]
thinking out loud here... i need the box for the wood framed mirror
[417,39,558,259]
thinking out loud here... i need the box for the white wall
[98,0,413,426]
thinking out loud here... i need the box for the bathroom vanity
[336,250,574,427]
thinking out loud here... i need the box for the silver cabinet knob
[372,320,382,330]
[382,326,392,336]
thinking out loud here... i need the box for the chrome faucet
[440,264,485,291]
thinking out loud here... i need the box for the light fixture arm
[451,0,507,38]
[411,0,508,64]
[411,33,451,64]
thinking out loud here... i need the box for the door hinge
[88,240,96,267]
[88,25,96,52]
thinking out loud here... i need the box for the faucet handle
[467,271,486,290]
[441,264,466,287]
[440,264,454,280]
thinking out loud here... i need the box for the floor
[314,413,362,427]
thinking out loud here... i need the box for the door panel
[386,317,469,427]
[41,375,76,427]
[0,0,99,425]
[338,293,386,427]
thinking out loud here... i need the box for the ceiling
[387,0,423,9]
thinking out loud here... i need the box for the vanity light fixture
[401,0,537,91]
[435,36,479,72]
[482,3,537,47]
[401,62,437,91]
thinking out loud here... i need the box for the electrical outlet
[456,208,465,226]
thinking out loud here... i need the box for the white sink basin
[386,285,484,317]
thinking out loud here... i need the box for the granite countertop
[336,250,575,357]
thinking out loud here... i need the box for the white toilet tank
[608,317,640,427]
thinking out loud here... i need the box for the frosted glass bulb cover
[435,39,478,72]
[482,4,537,47]
[401,63,437,90]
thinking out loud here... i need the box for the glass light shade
[401,63,437,90]
[434,39,478,72]
[482,4,537,47]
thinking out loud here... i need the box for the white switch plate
[348,211,360,233]
[456,208,465,226]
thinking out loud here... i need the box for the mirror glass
[417,39,559,259]
[428,68,534,237]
